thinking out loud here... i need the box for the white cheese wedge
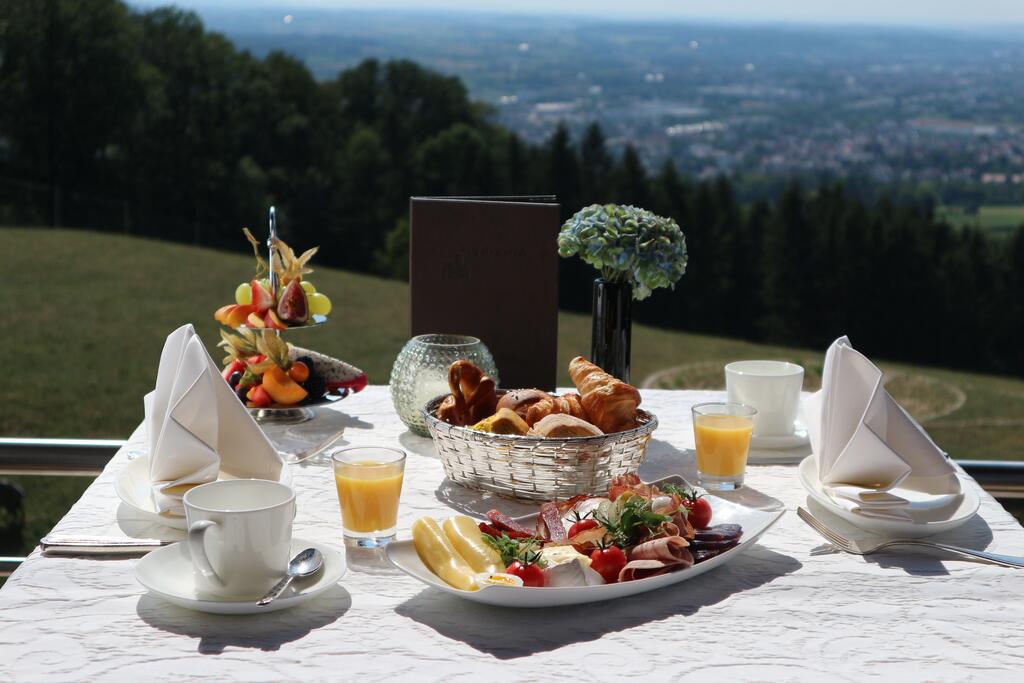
[543,558,606,587]
[539,545,593,568]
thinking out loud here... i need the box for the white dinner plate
[386,475,785,608]
[798,456,979,538]
[115,455,293,530]
[135,537,346,614]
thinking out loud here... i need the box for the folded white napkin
[144,324,283,515]
[803,336,960,519]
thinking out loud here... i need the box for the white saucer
[115,455,293,530]
[749,423,810,450]
[798,456,979,538]
[135,538,346,614]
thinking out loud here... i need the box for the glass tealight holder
[692,402,757,491]
[389,334,498,436]
[331,446,406,548]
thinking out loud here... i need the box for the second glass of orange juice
[331,446,406,547]
[692,403,757,491]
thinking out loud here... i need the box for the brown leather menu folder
[409,196,560,390]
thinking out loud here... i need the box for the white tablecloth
[2,387,1023,681]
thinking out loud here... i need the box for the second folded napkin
[803,336,960,518]
[144,324,283,516]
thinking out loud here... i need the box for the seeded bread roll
[495,389,550,421]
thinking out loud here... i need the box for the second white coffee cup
[725,360,804,437]
[184,479,296,598]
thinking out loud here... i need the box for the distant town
[210,9,1024,213]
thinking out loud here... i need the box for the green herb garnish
[482,532,546,567]
[595,495,672,547]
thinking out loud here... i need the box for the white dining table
[2,386,1023,682]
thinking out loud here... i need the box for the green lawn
[938,204,1024,236]
[2,227,1024,561]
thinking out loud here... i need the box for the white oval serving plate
[115,455,293,530]
[798,455,979,538]
[386,475,785,608]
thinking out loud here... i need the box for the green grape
[258,278,272,292]
[300,280,316,295]
[308,292,332,316]
[235,282,252,305]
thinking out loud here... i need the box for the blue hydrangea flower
[558,204,688,300]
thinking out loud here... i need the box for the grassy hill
[4,227,1024,458]
[2,227,1023,564]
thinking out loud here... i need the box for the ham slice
[617,537,695,581]
[618,560,673,582]
[628,536,694,566]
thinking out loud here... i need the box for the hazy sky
[159,0,1024,27]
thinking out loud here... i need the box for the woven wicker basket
[422,393,658,501]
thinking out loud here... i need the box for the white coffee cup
[725,360,804,437]
[184,479,296,598]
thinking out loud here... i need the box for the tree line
[1,0,1021,376]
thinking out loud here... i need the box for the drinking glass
[389,334,498,436]
[331,446,406,548]
[692,402,757,491]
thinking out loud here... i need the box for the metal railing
[0,438,1022,578]
[0,438,124,476]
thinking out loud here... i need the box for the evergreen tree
[613,144,649,207]
[579,122,613,204]
[547,123,580,219]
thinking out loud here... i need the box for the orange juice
[694,414,754,476]
[334,460,404,532]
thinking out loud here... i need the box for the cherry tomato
[589,545,628,583]
[568,518,599,538]
[686,496,712,529]
[505,560,545,587]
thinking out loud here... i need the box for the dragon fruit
[288,346,368,394]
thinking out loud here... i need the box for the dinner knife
[39,535,175,556]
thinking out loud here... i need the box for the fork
[285,429,346,464]
[797,507,1024,568]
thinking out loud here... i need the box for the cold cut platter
[386,474,784,607]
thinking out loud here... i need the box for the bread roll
[469,408,530,436]
[495,389,550,420]
[525,393,587,426]
[528,414,603,438]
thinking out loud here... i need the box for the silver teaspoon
[257,548,324,606]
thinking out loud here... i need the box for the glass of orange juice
[692,403,757,491]
[331,446,406,548]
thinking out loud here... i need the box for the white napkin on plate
[803,336,960,521]
[143,324,283,515]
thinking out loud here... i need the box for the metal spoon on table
[257,548,324,606]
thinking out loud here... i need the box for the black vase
[591,278,633,382]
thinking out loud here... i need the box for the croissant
[495,389,550,421]
[436,360,498,426]
[528,414,603,438]
[568,356,641,433]
[525,393,587,426]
